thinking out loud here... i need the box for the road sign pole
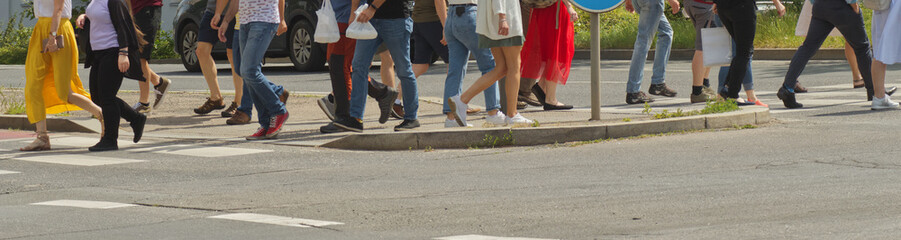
[590,13,601,121]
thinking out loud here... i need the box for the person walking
[684,0,718,103]
[622,0,679,104]
[218,0,290,139]
[868,0,901,110]
[441,0,503,127]
[78,0,149,151]
[411,0,450,76]
[448,0,533,127]
[129,0,172,114]
[712,0,758,103]
[775,0,876,109]
[796,0,855,90]
[332,0,422,132]
[21,0,104,151]
[520,0,577,111]
[194,0,243,117]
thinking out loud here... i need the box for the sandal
[853,79,865,89]
[20,132,50,151]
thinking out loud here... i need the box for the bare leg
[138,59,161,104]
[413,64,429,78]
[197,42,222,101]
[226,50,241,103]
[746,89,758,102]
[845,41,863,82]
[501,46,522,117]
[691,50,711,87]
[461,47,507,104]
[541,79,564,105]
[872,60,887,99]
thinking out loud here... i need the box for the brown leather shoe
[226,110,251,125]
[391,104,404,119]
[279,90,289,104]
[194,98,225,114]
[221,102,238,117]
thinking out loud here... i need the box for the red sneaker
[246,128,268,141]
[265,111,289,138]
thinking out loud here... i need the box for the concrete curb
[0,115,100,133]
[320,107,771,151]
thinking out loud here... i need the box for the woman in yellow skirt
[22,0,103,151]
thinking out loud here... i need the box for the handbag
[701,18,732,67]
[521,0,558,9]
[314,0,340,43]
[40,35,64,53]
[862,0,891,11]
[346,4,378,40]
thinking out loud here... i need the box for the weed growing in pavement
[471,130,515,149]
[0,86,25,114]
[622,118,631,122]
[643,99,741,120]
[568,129,706,147]
[733,124,757,129]
[424,146,434,152]
[701,99,741,114]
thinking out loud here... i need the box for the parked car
[172,0,327,72]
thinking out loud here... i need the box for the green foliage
[622,118,631,122]
[472,130,515,148]
[574,5,872,49]
[700,98,741,114]
[0,14,32,65]
[151,30,178,59]
[0,86,26,115]
[643,99,740,119]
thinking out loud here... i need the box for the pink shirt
[239,0,280,24]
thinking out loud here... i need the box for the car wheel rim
[293,27,311,65]
[182,30,198,66]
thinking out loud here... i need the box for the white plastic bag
[701,21,733,67]
[346,4,378,40]
[314,0,340,43]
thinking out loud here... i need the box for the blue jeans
[718,40,754,92]
[238,22,286,128]
[443,5,500,114]
[232,29,284,119]
[350,18,418,120]
[627,0,673,93]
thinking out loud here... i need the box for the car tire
[178,23,202,72]
[288,20,326,72]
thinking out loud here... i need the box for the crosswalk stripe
[208,213,343,228]
[21,136,147,148]
[13,154,145,166]
[31,200,136,209]
[127,144,273,157]
[0,170,20,175]
[435,235,558,240]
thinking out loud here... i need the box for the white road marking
[0,170,20,175]
[127,144,272,157]
[208,213,343,228]
[22,136,148,148]
[13,154,145,166]
[435,235,558,240]
[30,200,136,209]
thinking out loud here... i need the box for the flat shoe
[853,79,865,89]
[543,103,573,110]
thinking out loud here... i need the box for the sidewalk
[0,90,770,150]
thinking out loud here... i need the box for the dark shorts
[685,0,717,51]
[411,21,449,64]
[199,10,235,48]
[134,6,161,60]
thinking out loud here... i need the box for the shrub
[151,30,178,59]
[0,15,32,65]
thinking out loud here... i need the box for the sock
[703,78,710,87]
[140,102,150,106]
[394,99,402,105]
[154,82,162,88]
[692,86,703,95]
[784,84,795,93]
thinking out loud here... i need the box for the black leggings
[717,1,756,99]
[90,49,142,141]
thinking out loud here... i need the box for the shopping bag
[701,19,732,67]
[314,0,340,43]
[347,4,378,40]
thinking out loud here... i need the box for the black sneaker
[130,113,147,143]
[626,91,654,104]
[320,122,347,134]
[88,139,118,152]
[777,87,803,109]
[648,83,677,97]
[333,117,363,133]
[378,88,398,124]
[394,119,420,131]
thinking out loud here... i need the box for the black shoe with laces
[394,119,420,132]
[130,113,147,143]
[333,117,363,133]
[777,87,804,109]
[378,88,398,124]
[625,91,654,104]
[320,122,348,134]
[648,83,677,97]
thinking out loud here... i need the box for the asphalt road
[2,59,901,239]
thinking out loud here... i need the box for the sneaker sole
[317,99,335,121]
[153,78,170,109]
[333,122,363,133]
[447,98,467,127]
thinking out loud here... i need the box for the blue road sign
[571,0,626,13]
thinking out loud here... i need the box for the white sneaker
[872,95,900,110]
[448,95,468,127]
[484,111,507,126]
[445,118,472,127]
[506,113,534,126]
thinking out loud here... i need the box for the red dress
[520,1,575,85]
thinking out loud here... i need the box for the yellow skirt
[25,18,91,124]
